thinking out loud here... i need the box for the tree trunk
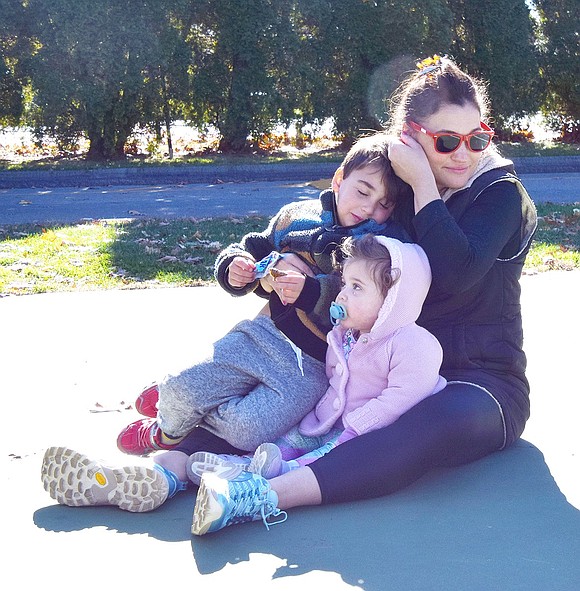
[86,125,106,161]
[218,54,253,153]
[162,76,173,159]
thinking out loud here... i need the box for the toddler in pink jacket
[187,233,447,480]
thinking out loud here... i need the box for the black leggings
[175,382,507,505]
[310,382,506,504]
[174,425,249,457]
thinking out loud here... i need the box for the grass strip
[1,203,579,296]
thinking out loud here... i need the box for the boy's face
[333,164,394,227]
[335,258,384,334]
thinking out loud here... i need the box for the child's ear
[332,167,344,193]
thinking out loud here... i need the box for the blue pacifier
[329,302,347,326]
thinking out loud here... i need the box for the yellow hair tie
[416,55,442,76]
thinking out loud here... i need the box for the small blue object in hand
[254,252,282,278]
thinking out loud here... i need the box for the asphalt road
[1,171,579,225]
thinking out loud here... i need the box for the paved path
[0,180,322,224]
[3,271,580,590]
[1,155,579,191]
[2,161,579,590]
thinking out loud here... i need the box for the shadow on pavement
[33,490,196,543]
[33,439,580,590]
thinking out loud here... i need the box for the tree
[135,1,197,159]
[24,0,193,160]
[0,0,27,125]
[447,0,541,128]
[8,0,574,157]
[294,0,455,143]
[185,0,301,152]
[533,0,580,141]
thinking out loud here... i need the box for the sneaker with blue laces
[153,463,189,498]
[187,443,283,486]
[191,471,287,535]
[41,446,187,513]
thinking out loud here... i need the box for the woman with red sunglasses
[188,55,538,535]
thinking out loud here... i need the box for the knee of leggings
[432,384,505,450]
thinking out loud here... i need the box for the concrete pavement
[3,268,580,590]
[2,158,579,589]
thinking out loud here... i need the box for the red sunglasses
[406,120,494,154]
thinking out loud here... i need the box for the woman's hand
[388,133,431,188]
[274,253,315,277]
[262,269,306,305]
[227,256,256,288]
[388,133,439,212]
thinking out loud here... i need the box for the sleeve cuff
[293,276,321,312]
[412,199,449,239]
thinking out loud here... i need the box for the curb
[0,156,579,190]
[0,161,339,189]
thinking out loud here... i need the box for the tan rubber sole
[41,446,169,513]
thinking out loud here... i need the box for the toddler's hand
[227,257,256,288]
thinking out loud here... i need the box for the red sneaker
[117,418,178,456]
[135,384,159,418]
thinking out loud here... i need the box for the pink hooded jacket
[299,237,447,438]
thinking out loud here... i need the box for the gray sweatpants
[157,314,328,451]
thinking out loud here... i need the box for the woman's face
[414,103,485,192]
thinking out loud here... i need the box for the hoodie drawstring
[284,336,304,376]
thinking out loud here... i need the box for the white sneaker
[248,443,283,479]
[192,470,287,536]
[186,452,250,486]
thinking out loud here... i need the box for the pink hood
[299,237,445,438]
[363,237,431,340]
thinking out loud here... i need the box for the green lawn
[1,203,578,296]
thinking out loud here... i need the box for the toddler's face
[334,164,393,227]
[335,258,383,333]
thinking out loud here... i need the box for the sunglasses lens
[469,133,492,151]
[435,135,461,153]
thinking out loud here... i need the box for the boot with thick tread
[41,446,169,513]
